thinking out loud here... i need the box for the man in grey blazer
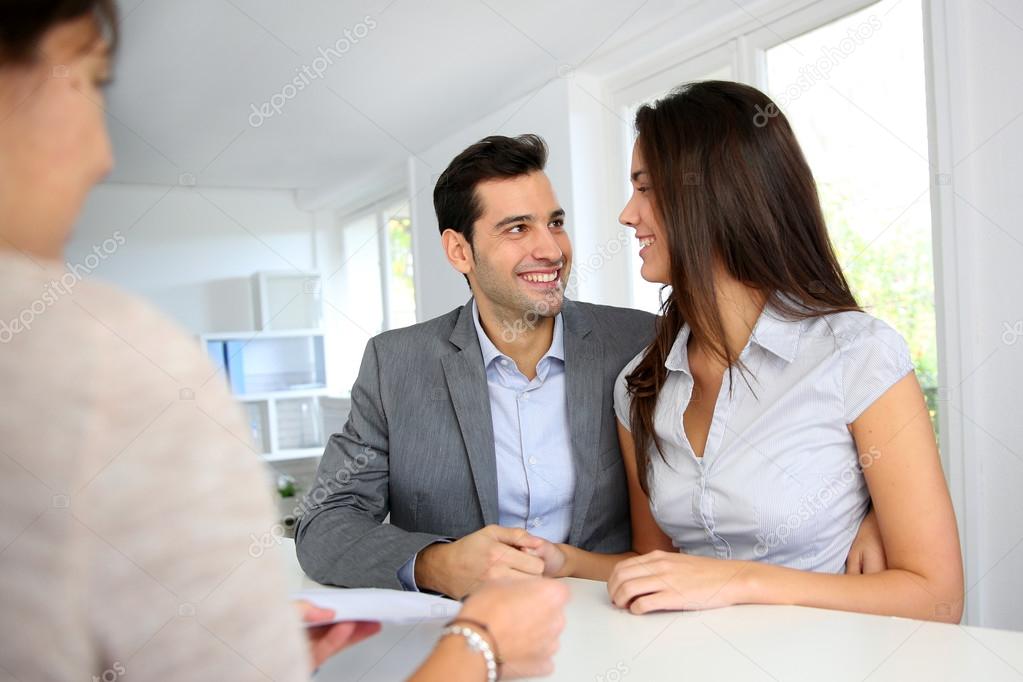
[295,134,655,598]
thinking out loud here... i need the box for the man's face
[466,171,572,320]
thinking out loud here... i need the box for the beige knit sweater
[0,251,309,681]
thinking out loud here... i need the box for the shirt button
[500,358,510,366]
[528,456,537,465]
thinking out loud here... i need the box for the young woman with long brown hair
[538,80,963,622]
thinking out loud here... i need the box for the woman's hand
[521,540,569,578]
[295,601,381,670]
[607,550,752,614]
[846,507,887,574]
[457,577,570,679]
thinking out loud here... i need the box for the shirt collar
[664,296,801,374]
[749,298,801,363]
[472,300,565,369]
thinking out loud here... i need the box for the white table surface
[277,543,1023,681]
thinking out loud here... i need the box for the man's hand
[415,525,547,599]
[295,601,381,670]
[846,507,887,574]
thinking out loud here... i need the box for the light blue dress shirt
[397,302,576,590]
[614,300,915,573]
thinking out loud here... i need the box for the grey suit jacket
[295,298,656,589]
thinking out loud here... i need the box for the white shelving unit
[200,271,350,463]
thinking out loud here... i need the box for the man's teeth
[639,237,655,248]
[521,272,558,283]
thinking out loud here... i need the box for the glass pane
[326,211,383,391]
[765,0,938,432]
[383,200,417,329]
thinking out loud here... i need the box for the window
[612,1,938,433]
[323,196,417,391]
[763,0,938,431]
[382,200,417,329]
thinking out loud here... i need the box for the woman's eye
[637,187,650,194]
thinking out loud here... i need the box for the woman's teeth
[639,237,655,248]
[521,272,558,283]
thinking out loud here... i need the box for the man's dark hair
[0,0,119,64]
[433,134,548,245]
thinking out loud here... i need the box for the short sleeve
[840,316,916,423]
[614,353,644,431]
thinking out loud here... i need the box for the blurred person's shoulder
[0,253,246,475]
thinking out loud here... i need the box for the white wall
[68,184,316,334]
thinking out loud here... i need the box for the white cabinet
[199,271,350,462]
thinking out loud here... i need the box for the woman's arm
[408,637,490,682]
[545,421,674,581]
[409,578,568,681]
[609,373,964,622]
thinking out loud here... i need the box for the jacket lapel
[562,301,602,546]
[441,300,500,526]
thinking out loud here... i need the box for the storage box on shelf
[199,271,350,462]
[252,271,324,331]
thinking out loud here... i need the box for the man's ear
[441,228,474,276]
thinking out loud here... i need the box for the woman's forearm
[559,544,637,581]
[740,561,964,623]
[408,636,488,682]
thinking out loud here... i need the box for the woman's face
[619,140,670,284]
[0,16,113,260]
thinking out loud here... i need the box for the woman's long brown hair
[626,80,861,493]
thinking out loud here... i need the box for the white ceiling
[103,0,708,195]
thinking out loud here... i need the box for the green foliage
[388,216,415,297]
[819,183,939,432]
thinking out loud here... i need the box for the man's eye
[549,219,565,229]
[508,225,527,234]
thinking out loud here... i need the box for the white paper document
[293,587,462,627]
